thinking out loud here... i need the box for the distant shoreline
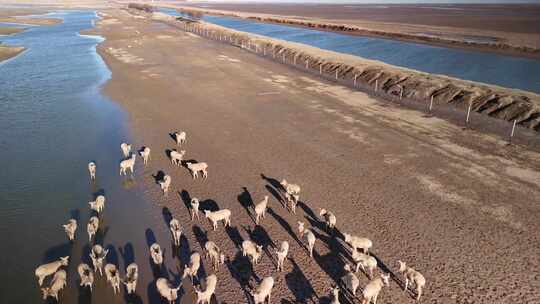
[171,3,540,59]
[0,10,62,64]
[0,16,62,26]
[0,27,25,35]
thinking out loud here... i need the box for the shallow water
[160,7,540,94]
[0,10,172,304]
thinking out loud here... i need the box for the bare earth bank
[89,8,540,304]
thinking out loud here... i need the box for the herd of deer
[35,130,425,304]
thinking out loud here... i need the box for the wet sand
[88,8,540,304]
[0,26,24,35]
[164,2,540,58]
[0,44,24,62]
[0,16,62,25]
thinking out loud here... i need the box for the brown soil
[88,8,540,304]
[156,2,540,59]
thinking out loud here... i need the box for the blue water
[160,7,540,94]
[0,10,159,303]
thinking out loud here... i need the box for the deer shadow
[225,225,244,249]
[77,283,92,304]
[199,199,219,212]
[70,209,80,222]
[94,225,110,245]
[193,225,209,251]
[119,242,135,266]
[152,170,165,184]
[238,187,256,224]
[162,207,173,227]
[105,244,119,267]
[177,234,192,266]
[181,158,199,169]
[297,200,317,223]
[225,250,258,304]
[267,208,302,247]
[80,244,92,266]
[145,228,166,278]
[179,190,192,214]
[261,173,284,192]
[305,216,349,260]
[165,148,173,160]
[168,132,178,143]
[285,258,319,303]
[244,224,277,269]
[92,188,106,198]
[146,278,164,304]
[42,242,73,263]
[123,293,143,304]
[265,185,284,207]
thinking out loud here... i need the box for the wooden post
[320,63,322,74]
[375,79,378,92]
[466,103,472,124]
[354,74,358,86]
[429,96,434,112]
[335,70,338,79]
[306,59,309,69]
[283,52,285,61]
[400,87,403,100]
[510,119,517,142]
[263,47,266,56]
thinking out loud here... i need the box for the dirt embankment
[173,6,540,59]
[152,12,540,132]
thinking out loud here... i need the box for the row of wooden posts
[180,21,520,143]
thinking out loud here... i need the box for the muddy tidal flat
[1,3,540,304]
[90,8,540,303]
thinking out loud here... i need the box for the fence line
[170,20,540,151]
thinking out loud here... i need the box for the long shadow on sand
[145,228,171,304]
[225,225,244,249]
[179,190,192,214]
[285,257,318,303]
[266,185,286,209]
[193,225,209,252]
[238,187,256,224]
[118,242,143,304]
[267,208,303,247]
[243,224,277,269]
[225,250,259,304]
